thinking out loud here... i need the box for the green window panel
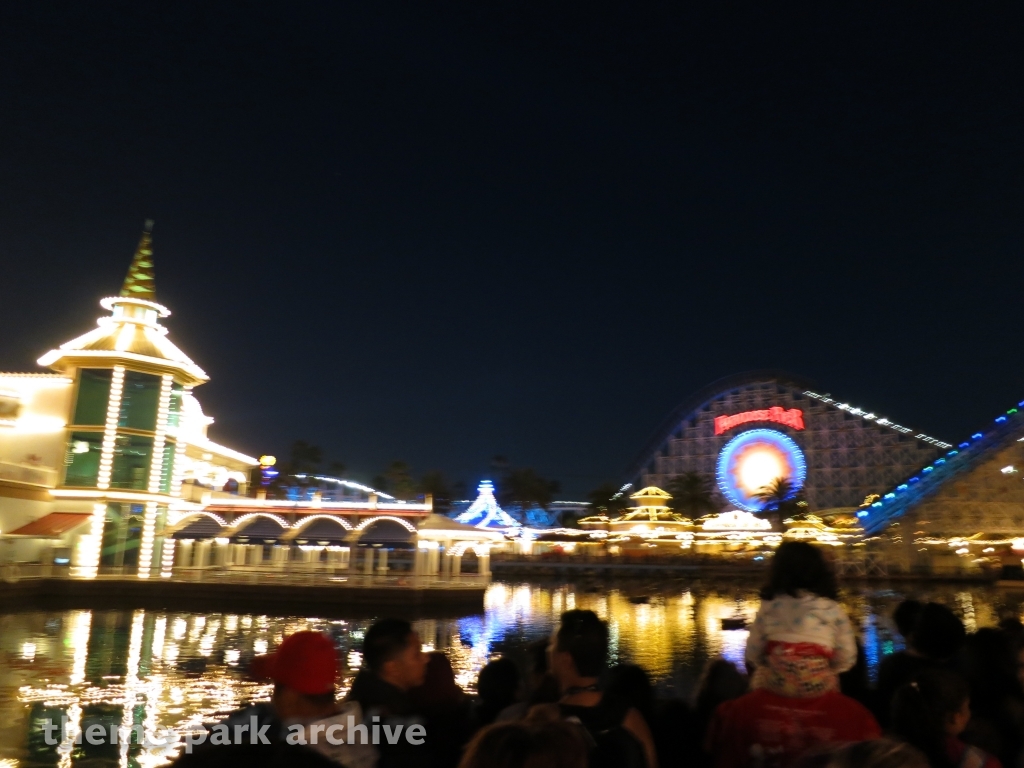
[118,371,161,432]
[63,432,104,487]
[159,441,176,494]
[167,383,184,428]
[110,434,154,490]
[73,370,113,426]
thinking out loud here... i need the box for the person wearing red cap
[173,630,376,768]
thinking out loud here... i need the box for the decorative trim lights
[291,513,354,532]
[803,390,952,449]
[354,515,417,533]
[292,474,395,499]
[137,375,174,578]
[96,366,126,490]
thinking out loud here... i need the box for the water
[2,579,1022,766]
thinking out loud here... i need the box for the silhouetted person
[458,718,588,768]
[409,651,472,768]
[549,609,657,768]
[890,668,1002,768]
[474,657,520,728]
[893,600,924,641]
[173,630,375,768]
[957,628,1024,768]
[875,602,966,727]
[347,618,429,768]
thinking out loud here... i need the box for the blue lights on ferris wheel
[716,428,807,513]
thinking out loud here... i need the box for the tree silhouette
[586,482,630,516]
[665,472,719,519]
[288,440,323,474]
[752,477,806,530]
[419,471,453,513]
[497,468,560,509]
[375,461,416,499]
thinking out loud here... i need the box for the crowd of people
[172,541,1024,768]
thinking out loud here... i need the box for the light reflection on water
[1,581,1022,766]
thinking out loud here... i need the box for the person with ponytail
[890,669,1002,768]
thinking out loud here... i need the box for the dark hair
[273,682,335,707]
[761,541,838,600]
[458,720,587,768]
[960,627,1019,706]
[909,603,965,660]
[363,618,414,673]
[795,739,929,768]
[528,638,550,677]
[892,600,924,639]
[605,664,654,724]
[555,610,609,677]
[479,657,521,708]
[890,669,969,768]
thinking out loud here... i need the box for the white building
[0,225,258,575]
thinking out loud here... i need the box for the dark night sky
[2,3,1022,495]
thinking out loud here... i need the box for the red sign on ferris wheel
[714,406,805,435]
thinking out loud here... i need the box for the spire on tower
[120,219,156,300]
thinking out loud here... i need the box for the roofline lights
[100,295,171,317]
[802,391,952,449]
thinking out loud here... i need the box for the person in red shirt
[707,687,881,768]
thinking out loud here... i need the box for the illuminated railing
[0,563,488,588]
[0,460,58,487]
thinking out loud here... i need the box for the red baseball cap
[249,631,338,695]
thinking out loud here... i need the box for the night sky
[2,3,1022,496]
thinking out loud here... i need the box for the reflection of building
[0,226,259,576]
[630,371,950,514]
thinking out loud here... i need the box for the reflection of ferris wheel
[716,429,807,512]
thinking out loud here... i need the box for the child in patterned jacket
[745,541,857,697]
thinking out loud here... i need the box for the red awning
[5,512,92,537]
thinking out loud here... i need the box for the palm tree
[373,461,416,498]
[419,471,453,513]
[752,477,807,530]
[586,482,630,517]
[497,468,560,510]
[665,472,719,519]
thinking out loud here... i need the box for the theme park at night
[4,7,1024,768]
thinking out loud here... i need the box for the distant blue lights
[857,397,1024,533]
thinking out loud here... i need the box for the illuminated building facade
[631,371,950,515]
[857,400,1024,567]
[0,226,260,575]
[0,229,488,579]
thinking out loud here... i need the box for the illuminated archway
[354,516,417,533]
